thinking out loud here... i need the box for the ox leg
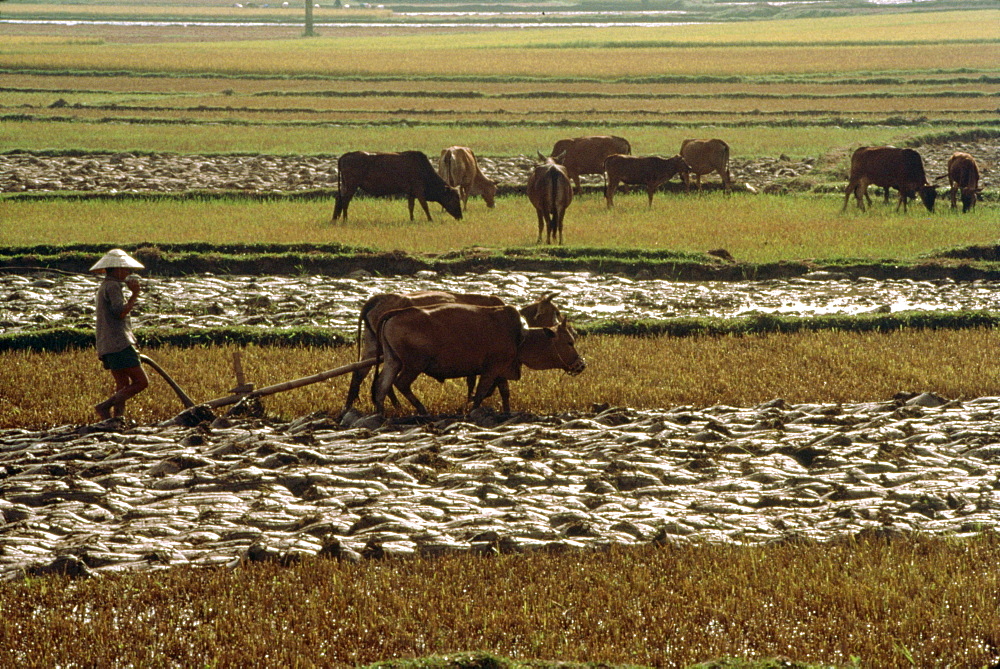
[393,370,428,415]
[343,334,377,414]
[416,195,433,222]
[605,180,617,208]
[496,379,511,414]
[843,180,865,212]
[950,184,958,210]
[373,354,402,415]
[465,375,477,402]
[646,183,658,206]
[896,191,908,213]
[332,188,356,222]
[536,211,546,244]
[471,374,501,410]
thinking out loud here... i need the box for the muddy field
[3,392,1000,580]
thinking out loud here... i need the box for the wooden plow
[139,352,376,413]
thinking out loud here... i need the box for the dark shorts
[101,345,141,371]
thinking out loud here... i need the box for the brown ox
[373,303,585,414]
[603,154,690,207]
[551,135,631,193]
[680,138,734,193]
[341,290,563,414]
[842,146,936,213]
[947,152,981,213]
[332,150,462,222]
[527,153,573,245]
[438,146,497,211]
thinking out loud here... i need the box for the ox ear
[541,291,561,302]
[553,151,567,164]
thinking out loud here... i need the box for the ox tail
[333,158,345,220]
[547,167,563,218]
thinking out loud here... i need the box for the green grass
[0,119,966,157]
[2,193,996,264]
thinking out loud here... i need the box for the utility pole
[304,0,316,36]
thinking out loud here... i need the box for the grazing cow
[527,153,573,245]
[341,290,563,414]
[373,303,585,415]
[603,154,690,207]
[550,135,631,193]
[680,138,734,193]
[842,146,936,213]
[438,146,497,211]
[947,151,981,213]
[332,150,462,222]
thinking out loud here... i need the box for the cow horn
[536,151,547,162]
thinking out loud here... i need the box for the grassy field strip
[3,43,998,77]
[0,119,979,156]
[6,96,992,118]
[5,327,1000,428]
[3,195,995,260]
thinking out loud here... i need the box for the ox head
[918,184,937,213]
[523,317,585,376]
[549,318,586,376]
[539,151,566,165]
[518,292,562,328]
[960,187,980,213]
[440,185,463,220]
[671,154,692,188]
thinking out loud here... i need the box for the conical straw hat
[89,249,144,273]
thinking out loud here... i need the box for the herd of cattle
[340,290,584,417]
[330,135,984,242]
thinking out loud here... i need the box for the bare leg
[96,365,148,420]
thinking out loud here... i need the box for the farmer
[91,249,148,420]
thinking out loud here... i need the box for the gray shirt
[95,278,137,357]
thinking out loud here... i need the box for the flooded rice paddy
[3,270,1000,334]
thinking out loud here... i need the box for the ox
[947,152,981,213]
[680,138,734,193]
[842,146,936,213]
[551,135,631,193]
[603,154,690,207]
[341,290,563,415]
[373,303,585,415]
[527,153,573,245]
[438,146,497,211]
[332,150,462,222]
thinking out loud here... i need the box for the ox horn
[536,150,547,162]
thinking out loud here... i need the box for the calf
[947,152,981,213]
[527,153,573,245]
[842,146,936,213]
[551,135,631,193]
[680,138,733,193]
[604,154,690,207]
[438,146,498,211]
